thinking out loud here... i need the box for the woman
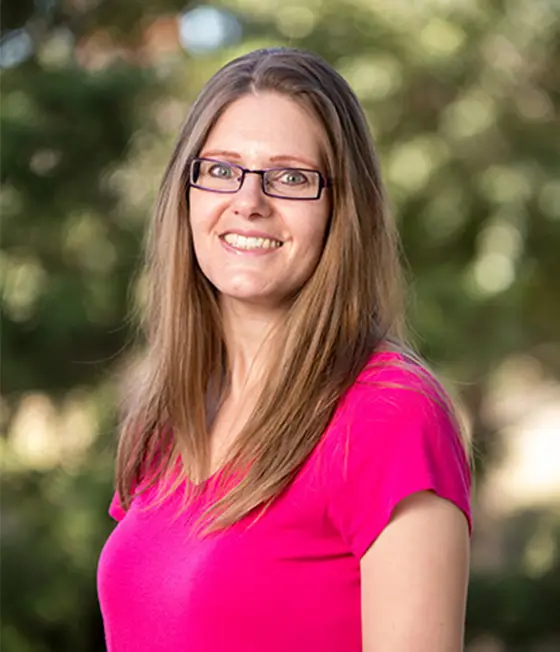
[98,47,472,651]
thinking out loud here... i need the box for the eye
[276,169,310,185]
[208,162,235,178]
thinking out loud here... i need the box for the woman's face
[189,92,331,313]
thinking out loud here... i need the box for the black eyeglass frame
[188,157,330,201]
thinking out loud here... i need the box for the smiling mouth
[221,233,283,250]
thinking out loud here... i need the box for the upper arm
[360,490,470,652]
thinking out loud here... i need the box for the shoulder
[321,349,472,556]
[339,350,460,436]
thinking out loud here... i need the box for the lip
[220,229,284,243]
[219,231,284,256]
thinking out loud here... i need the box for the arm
[360,491,470,652]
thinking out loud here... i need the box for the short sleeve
[327,362,472,558]
[109,491,126,522]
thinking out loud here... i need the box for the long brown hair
[116,47,429,530]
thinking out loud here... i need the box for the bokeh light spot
[538,180,560,221]
[63,214,117,274]
[478,165,534,205]
[1,254,47,322]
[178,6,242,55]
[0,29,34,69]
[471,252,515,295]
[339,55,402,101]
[441,90,496,140]
[276,6,317,39]
[419,18,466,58]
[388,136,449,194]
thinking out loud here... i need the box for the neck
[219,297,286,399]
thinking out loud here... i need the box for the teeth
[223,233,282,250]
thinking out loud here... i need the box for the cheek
[294,207,330,259]
[188,191,225,234]
[188,199,217,274]
[189,204,229,274]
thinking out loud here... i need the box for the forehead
[202,92,326,163]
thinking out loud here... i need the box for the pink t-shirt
[97,355,472,651]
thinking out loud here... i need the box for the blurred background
[1,0,559,650]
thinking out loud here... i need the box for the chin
[221,291,279,305]
[217,286,288,309]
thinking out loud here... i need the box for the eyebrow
[199,149,320,169]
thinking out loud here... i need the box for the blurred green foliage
[1,0,559,650]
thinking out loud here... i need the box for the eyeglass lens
[191,159,322,199]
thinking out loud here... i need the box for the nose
[230,171,272,219]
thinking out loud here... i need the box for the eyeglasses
[189,157,329,200]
